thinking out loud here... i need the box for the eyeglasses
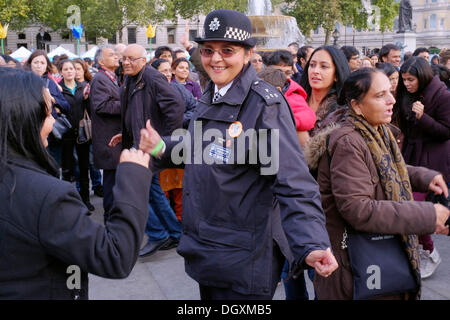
[199,47,239,58]
[122,56,146,63]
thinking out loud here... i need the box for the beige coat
[304,120,438,300]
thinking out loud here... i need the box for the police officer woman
[138,9,338,300]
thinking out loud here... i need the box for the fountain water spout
[248,0,304,50]
[248,0,272,16]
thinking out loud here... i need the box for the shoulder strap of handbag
[325,126,356,250]
[84,109,90,120]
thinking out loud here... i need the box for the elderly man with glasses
[110,44,185,257]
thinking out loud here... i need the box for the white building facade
[3,1,448,56]
[306,0,450,54]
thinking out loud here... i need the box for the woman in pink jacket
[284,78,317,147]
[258,66,316,148]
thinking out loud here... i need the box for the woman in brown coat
[306,68,449,300]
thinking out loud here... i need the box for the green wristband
[150,139,164,157]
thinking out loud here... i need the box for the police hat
[194,9,257,48]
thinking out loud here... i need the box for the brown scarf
[348,109,421,299]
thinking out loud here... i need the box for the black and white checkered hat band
[224,27,250,41]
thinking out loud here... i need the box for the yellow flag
[0,23,9,39]
[146,24,156,38]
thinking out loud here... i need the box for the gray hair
[94,45,114,66]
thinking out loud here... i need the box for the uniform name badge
[228,121,243,138]
[209,143,231,163]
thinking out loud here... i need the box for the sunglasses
[252,58,263,63]
[199,47,239,58]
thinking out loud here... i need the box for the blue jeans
[145,175,182,241]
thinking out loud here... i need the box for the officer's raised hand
[305,248,339,278]
[139,120,164,157]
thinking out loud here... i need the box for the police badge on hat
[195,9,257,48]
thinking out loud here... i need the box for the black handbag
[343,228,419,300]
[77,110,92,144]
[52,113,72,140]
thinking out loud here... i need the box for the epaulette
[250,79,284,105]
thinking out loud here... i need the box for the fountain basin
[249,15,304,50]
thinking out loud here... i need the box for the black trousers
[199,242,284,300]
[102,169,116,222]
[62,138,90,203]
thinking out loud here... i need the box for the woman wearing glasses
[138,9,338,300]
[251,51,264,73]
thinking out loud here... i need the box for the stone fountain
[248,0,304,50]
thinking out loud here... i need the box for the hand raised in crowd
[109,133,122,147]
[43,87,54,107]
[139,120,163,156]
[83,84,90,100]
[412,101,424,119]
[428,174,449,199]
[305,247,339,278]
[180,23,193,51]
[434,203,450,235]
[119,148,150,169]
[43,87,56,106]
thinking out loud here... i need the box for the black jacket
[162,63,331,296]
[89,68,122,170]
[120,65,184,149]
[43,75,70,118]
[170,81,197,129]
[0,153,152,299]
[400,76,450,181]
[61,81,90,139]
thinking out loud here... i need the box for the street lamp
[332,28,340,47]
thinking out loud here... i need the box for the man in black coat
[117,44,184,256]
[90,46,122,221]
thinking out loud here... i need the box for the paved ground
[87,195,450,300]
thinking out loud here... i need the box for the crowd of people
[0,8,449,300]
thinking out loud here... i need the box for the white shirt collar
[214,81,234,98]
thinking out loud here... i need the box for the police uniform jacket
[162,63,331,296]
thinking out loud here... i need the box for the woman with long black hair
[395,56,450,279]
[0,68,151,299]
[299,45,350,137]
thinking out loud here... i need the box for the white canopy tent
[81,46,98,60]
[10,46,32,62]
[47,46,78,60]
